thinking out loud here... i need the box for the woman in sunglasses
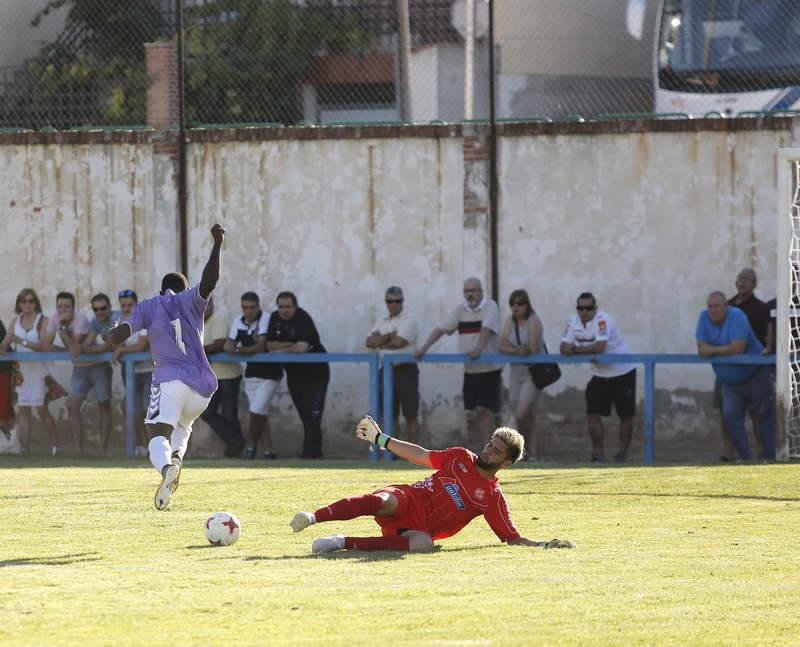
[0,288,59,454]
[498,289,544,462]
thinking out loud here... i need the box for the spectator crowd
[0,266,779,463]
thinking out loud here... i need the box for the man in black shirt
[266,292,329,459]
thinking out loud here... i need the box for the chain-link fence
[1,0,799,130]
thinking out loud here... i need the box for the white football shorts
[244,377,280,416]
[145,379,211,430]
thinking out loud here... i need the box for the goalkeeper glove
[355,415,391,449]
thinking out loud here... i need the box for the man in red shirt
[290,417,575,552]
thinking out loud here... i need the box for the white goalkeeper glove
[355,415,391,449]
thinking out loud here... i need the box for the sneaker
[244,447,256,460]
[170,454,183,494]
[590,454,606,465]
[134,445,148,458]
[51,446,60,457]
[613,453,627,464]
[154,463,180,510]
[290,512,316,533]
[312,534,345,554]
[263,452,277,460]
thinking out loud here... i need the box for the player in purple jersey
[105,224,225,509]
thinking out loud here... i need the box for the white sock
[170,425,191,460]
[149,436,171,473]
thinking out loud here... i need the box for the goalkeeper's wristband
[376,433,391,450]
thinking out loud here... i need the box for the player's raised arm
[354,416,432,467]
[200,223,225,299]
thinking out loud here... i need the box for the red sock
[314,494,383,523]
[344,535,410,551]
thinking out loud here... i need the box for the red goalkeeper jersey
[378,446,520,542]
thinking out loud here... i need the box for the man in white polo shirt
[415,277,502,444]
[365,286,420,444]
[560,292,637,464]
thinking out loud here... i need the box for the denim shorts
[69,363,113,401]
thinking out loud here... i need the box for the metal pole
[464,0,475,119]
[644,362,655,464]
[488,0,499,300]
[176,0,189,276]
[125,358,137,458]
[396,0,412,120]
[369,354,381,461]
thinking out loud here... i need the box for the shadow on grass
[511,490,800,503]
[0,552,102,568]
[243,550,409,563]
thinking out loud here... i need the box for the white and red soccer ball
[204,512,241,546]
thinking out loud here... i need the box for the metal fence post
[124,356,137,458]
[369,353,381,461]
[644,361,655,465]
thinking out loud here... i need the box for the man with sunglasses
[365,286,420,444]
[560,293,636,464]
[71,293,120,454]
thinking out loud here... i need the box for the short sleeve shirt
[370,310,418,361]
[266,308,328,379]
[439,298,502,374]
[399,447,520,542]
[728,294,769,346]
[46,309,90,348]
[561,309,636,378]
[695,306,763,384]
[228,311,282,381]
[127,285,217,398]
[86,310,120,366]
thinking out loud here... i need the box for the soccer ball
[204,512,241,546]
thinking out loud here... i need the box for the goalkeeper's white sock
[149,436,171,473]
[170,425,191,460]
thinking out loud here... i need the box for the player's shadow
[243,551,410,563]
[0,552,102,568]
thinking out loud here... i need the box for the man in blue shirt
[696,291,775,460]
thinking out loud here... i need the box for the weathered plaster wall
[0,121,793,458]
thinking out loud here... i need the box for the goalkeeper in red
[290,418,574,553]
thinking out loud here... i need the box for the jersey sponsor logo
[598,320,607,335]
[457,462,468,473]
[443,482,466,510]
[473,488,485,501]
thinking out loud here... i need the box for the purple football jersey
[126,285,218,398]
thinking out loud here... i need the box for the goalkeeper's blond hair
[492,427,525,463]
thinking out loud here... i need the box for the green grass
[1,458,799,646]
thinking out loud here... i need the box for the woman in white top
[0,289,59,454]
[499,289,543,462]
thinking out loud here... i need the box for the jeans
[721,366,776,460]
[200,376,244,456]
[286,367,329,459]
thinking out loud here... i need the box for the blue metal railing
[1,351,775,464]
[381,353,776,465]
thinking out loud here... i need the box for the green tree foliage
[5,0,370,129]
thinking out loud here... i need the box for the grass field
[2,457,799,646]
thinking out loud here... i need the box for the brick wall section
[145,42,179,132]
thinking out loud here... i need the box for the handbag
[514,320,561,390]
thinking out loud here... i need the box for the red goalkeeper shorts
[373,485,430,537]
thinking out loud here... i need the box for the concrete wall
[0,120,795,459]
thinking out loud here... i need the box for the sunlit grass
[1,458,799,646]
